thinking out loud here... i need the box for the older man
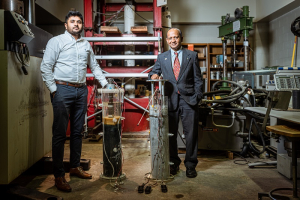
[149,28,203,178]
[41,11,107,192]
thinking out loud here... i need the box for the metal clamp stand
[147,79,171,181]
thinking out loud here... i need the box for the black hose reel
[291,16,300,37]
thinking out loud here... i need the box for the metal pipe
[124,96,149,113]
[222,40,227,79]
[243,28,249,71]
[83,37,162,42]
[158,32,161,54]
[87,110,102,119]
[23,0,35,25]
[159,81,162,94]
[96,0,101,34]
[161,81,165,96]
[211,108,235,128]
[141,65,154,73]
[95,55,157,60]
[86,73,148,78]
[292,140,298,198]
[295,37,298,67]
[233,35,237,67]
[244,38,248,71]
[0,0,23,15]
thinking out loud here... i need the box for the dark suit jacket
[148,48,203,111]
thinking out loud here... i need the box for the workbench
[244,107,300,153]
[245,107,300,199]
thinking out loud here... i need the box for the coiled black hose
[211,80,246,100]
[248,118,265,154]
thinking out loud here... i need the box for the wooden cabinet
[183,43,251,92]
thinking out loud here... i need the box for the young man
[149,28,203,178]
[40,11,108,192]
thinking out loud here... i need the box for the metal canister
[227,72,231,80]
[0,0,24,15]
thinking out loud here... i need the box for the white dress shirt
[40,31,108,93]
[170,46,183,68]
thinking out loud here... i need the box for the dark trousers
[169,95,199,168]
[51,84,88,178]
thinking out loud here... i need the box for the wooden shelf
[182,42,251,92]
[207,43,251,91]
[227,67,245,69]
[209,53,245,55]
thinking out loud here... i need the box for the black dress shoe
[186,167,197,178]
[170,165,179,175]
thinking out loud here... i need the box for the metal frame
[83,36,161,42]
[86,73,148,78]
[95,55,157,60]
[83,0,163,131]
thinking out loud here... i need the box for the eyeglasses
[167,36,180,40]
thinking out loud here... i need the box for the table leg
[292,140,298,198]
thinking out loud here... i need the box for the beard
[67,26,83,36]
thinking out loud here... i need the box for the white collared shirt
[40,31,107,93]
[170,46,183,68]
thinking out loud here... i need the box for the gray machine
[177,113,245,152]
[148,79,170,181]
[198,112,245,151]
[232,69,276,89]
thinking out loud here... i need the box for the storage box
[277,154,300,179]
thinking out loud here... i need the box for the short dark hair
[65,11,84,23]
[166,28,183,38]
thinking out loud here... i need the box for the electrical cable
[248,118,266,155]
[137,88,158,126]
[178,131,186,146]
[14,42,30,75]
[98,5,125,26]
[233,152,251,165]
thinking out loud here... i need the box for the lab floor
[9,137,300,200]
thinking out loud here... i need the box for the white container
[215,71,220,80]
[200,67,207,73]
[227,72,231,80]
[210,71,215,79]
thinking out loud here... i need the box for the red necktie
[173,52,180,80]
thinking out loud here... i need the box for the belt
[55,81,85,88]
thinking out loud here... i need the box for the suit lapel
[178,48,191,81]
[164,50,176,81]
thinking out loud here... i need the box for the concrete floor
[10,137,300,200]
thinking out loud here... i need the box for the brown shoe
[55,177,72,192]
[70,166,92,179]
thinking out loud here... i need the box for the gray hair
[166,28,183,38]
